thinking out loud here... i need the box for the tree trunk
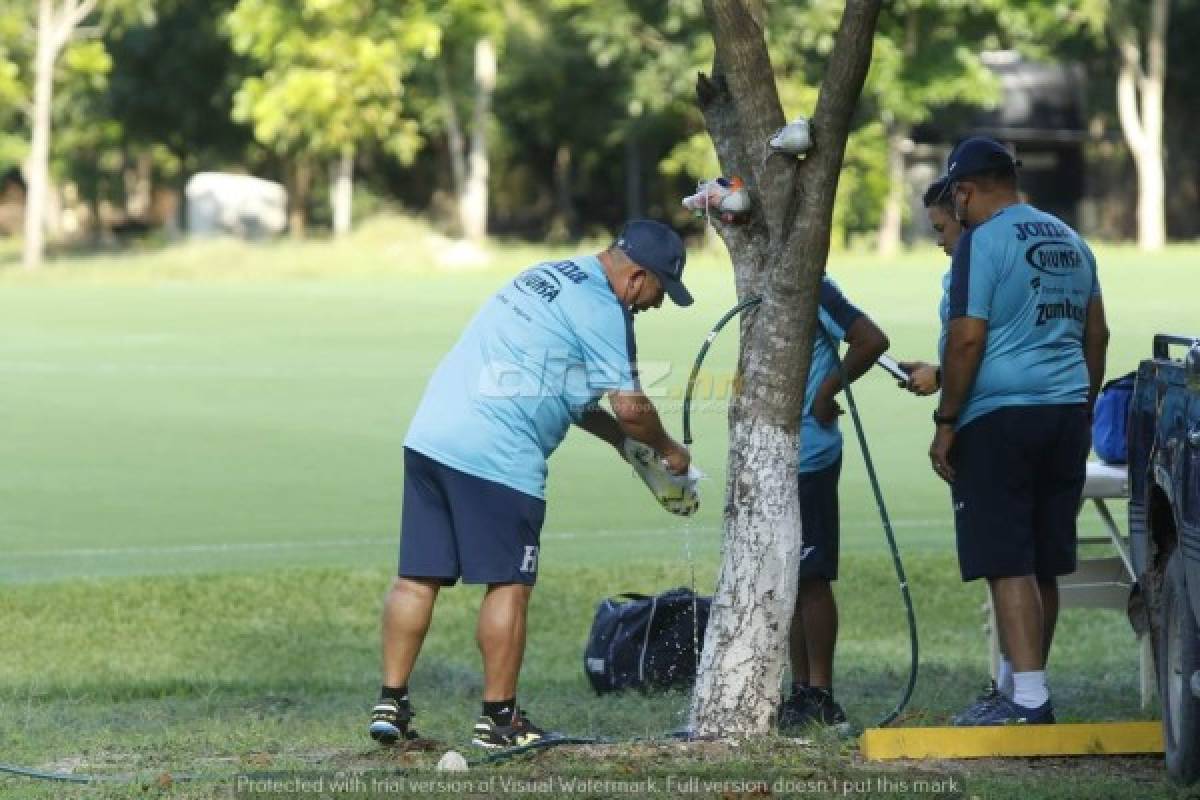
[21,0,97,268]
[23,0,56,270]
[125,149,154,220]
[288,158,312,239]
[689,0,881,737]
[460,37,495,243]
[1114,0,1168,251]
[331,146,354,237]
[876,124,909,257]
[625,125,642,219]
[550,143,577,240]
[437,59,466,195]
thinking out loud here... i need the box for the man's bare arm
[575,408,625,452]
[937,317,989,420]
[812,315,890,424]
[608,390,690,474]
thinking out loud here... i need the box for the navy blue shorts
[950,404,1090,582]
[398,448,546,586]
[797,456,842,582]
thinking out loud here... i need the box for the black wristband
[933,409,958,426]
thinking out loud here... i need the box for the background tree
[21,0,146,269]
[424,0,506,242]
[687,0,881,736]
[864,2,999,256]
[1163,0,1199,239]
[0,14,26,175]
[106,0,254,229]
[1111,0,1169,251]
[226,0,438,237]
[48,38,119,241]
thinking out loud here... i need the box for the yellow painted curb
[860,722,1163,760]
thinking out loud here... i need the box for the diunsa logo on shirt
[1024,240,1083,277]
[514,268,563,302]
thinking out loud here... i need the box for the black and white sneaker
[471,709,551,749]
[368,697,417,744]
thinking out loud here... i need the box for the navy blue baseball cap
[615,219,692,307]
[945,136,1021,182]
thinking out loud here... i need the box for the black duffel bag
[582,588,711,694]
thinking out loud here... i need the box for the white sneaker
[681,176,750,215]
[769,116,811,155]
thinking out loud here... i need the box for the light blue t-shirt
[939,203,1101,428]
[799,278,864,474]
[405,256,639,499]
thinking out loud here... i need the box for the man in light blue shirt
[929,137,1109,726]
[779,278,888,730]
[369,220,694,749]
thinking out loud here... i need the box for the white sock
[996,657,1015,699]
[1012,670,1049,709]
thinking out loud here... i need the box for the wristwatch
[932,410,958,426]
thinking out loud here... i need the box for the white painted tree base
[690,417,802,735]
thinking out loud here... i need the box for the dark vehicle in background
[1129,334,1200,783]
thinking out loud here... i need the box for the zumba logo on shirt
[1035,296,1086,326]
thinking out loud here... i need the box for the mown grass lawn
[0,223,1196,797]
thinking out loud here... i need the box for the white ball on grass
[436,750,469,772]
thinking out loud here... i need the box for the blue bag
[1092,372,1135,465]
[582,588,710,694]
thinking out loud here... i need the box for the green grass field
[0,223,1196,798]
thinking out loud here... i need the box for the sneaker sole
[369,722,401,744]
[471,736,506,749]
[472,734,547,749]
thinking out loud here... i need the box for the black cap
[945,136,1021,182]
[614,219,692,307]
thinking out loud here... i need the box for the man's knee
[389,576,442,602]
[483,582,534,609]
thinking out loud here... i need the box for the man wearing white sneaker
[927,138,1109,726]
[368,220,695,748]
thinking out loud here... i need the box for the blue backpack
[1092,372,1135,465]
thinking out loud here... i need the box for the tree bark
[1113,0,1168,251]
[331,146,354,237]
[460,37,495,243]
[689,0,881,738]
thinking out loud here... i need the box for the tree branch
[695,68,769,296]
[52,0,98,53]
[781,0,881,279]
[701,0,789,245]
[1115,31,1147,156]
